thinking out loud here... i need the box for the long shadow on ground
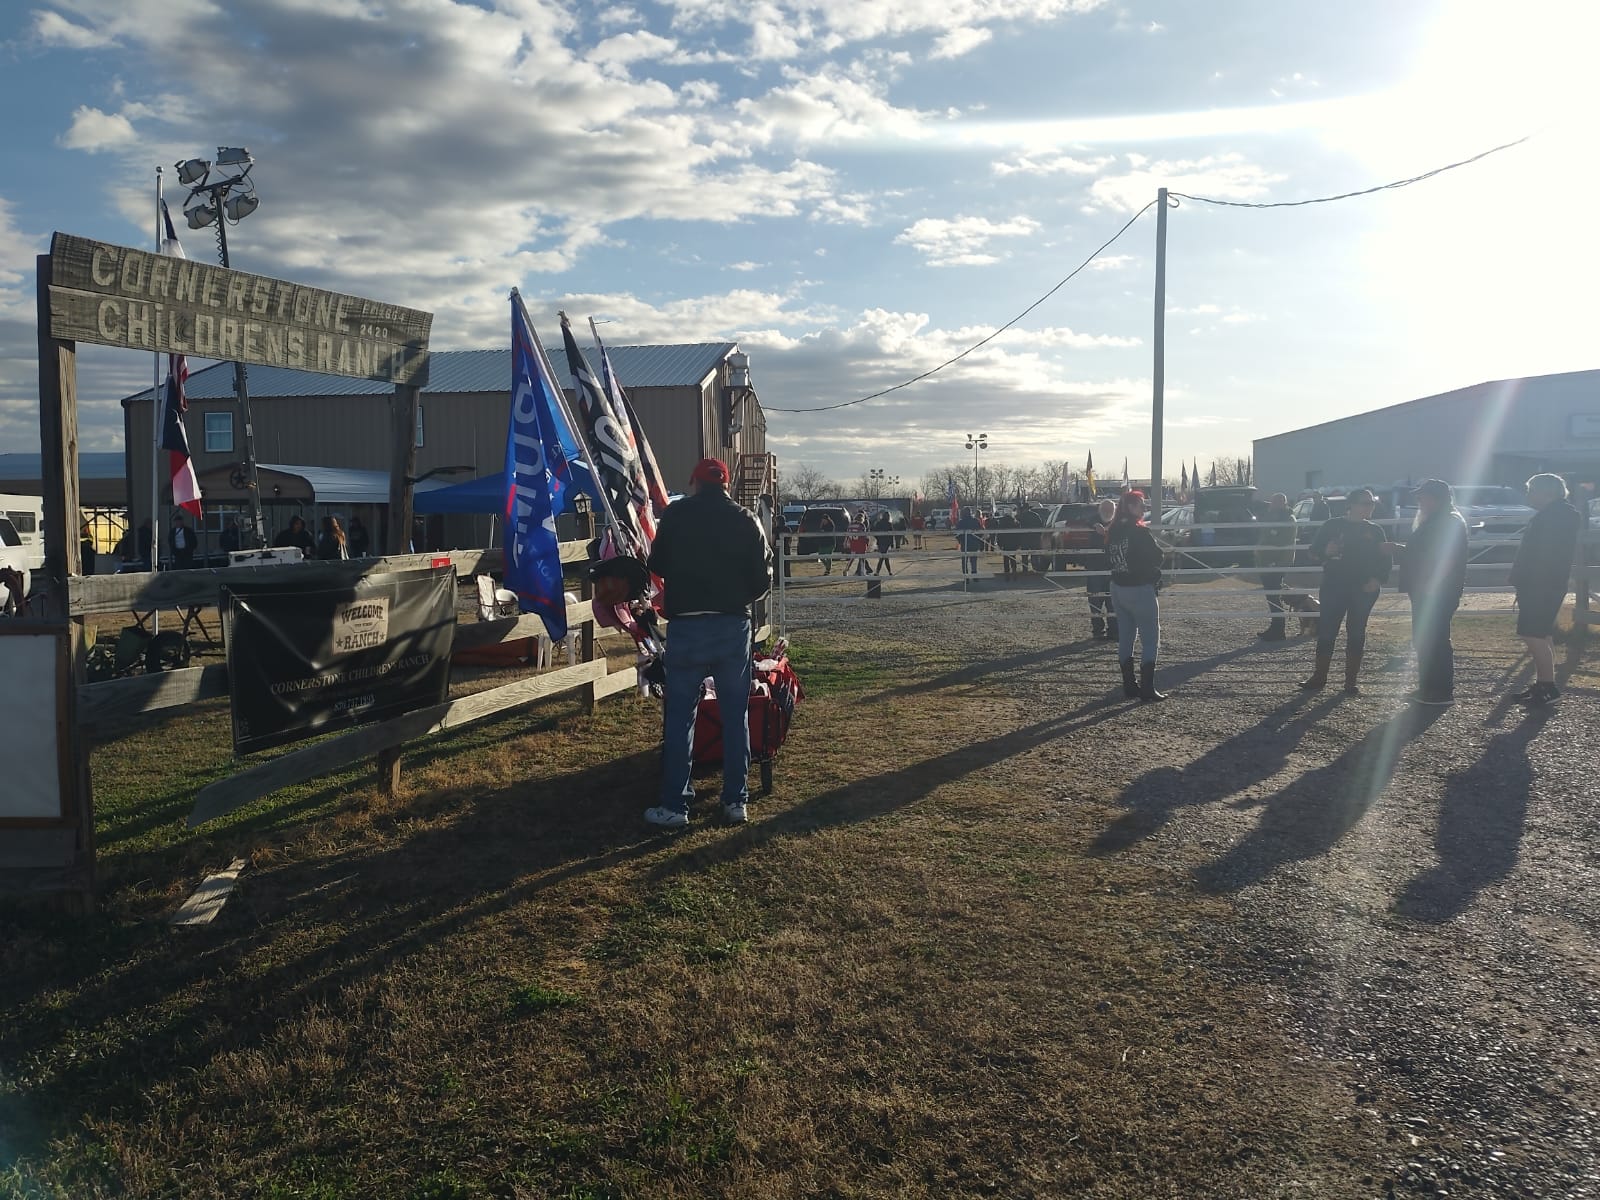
[652,644,1258,885]
[0,744,669,1170]
[1390,708,1551,924]
[1091,693,1344,855]
[1192,705,1446,894]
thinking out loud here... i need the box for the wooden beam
[387,384,421,554]
[35,254,82,617]
[169,858,247,926]
[592,666,640,702]
[77,663,230,729]
[188,658,607,826]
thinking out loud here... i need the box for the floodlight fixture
[224,192,260,221]
[175,157,211,186]
[184,201,218,230]
[215,146,253,166]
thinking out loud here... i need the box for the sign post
[2,232,436,908]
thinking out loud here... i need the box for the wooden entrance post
[0,254,97,907]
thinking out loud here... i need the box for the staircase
[733,452,777,508]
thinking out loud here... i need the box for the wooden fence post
[29,253,94,909]
[580,575,598,714]
[375,383,422,791]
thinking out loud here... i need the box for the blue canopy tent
[412,473,507,515]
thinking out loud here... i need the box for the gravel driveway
[786,572,1600,1199]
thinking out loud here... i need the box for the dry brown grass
[6,615,1554,1198]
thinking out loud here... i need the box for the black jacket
[1396,510,1468,598]
[1107,521,1162,587]
[647,487,770,619]
[1308,516,1390,591]
[1511,499,1581,595]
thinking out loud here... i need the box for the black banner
[225,567,455,754]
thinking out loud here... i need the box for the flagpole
[518,298,632,555]
[151,167,163,634]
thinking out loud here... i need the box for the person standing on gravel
[1254,493,1297,641]
[1106,490,1166,702]
[645,458,771,829]
[1086,498,1119,641]
[1299,487,1390,696]
[1384,479,1468,705]
[1509,472,1582,707]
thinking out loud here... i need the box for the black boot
[1120,658,1139,699]
[1105,621,1119,642]
[1343,650,1363,696]
[1299,652,1332,691]
[1140,662,1167,703]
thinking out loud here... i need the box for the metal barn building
[120,343,770,551]
[1253,370,1600,497]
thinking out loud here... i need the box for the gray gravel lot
[786,571,1600,1199]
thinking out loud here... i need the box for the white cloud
[591,29,678,67]
[1087,254,1135,271]
[662,0,1108,59]
[58,105,138,152]
[930,26,992,59]
[32,9,116,47]
[993,150,1111,177]
[895,214,1040,267]
[1088,152,1286,211]
[727,260,764,271]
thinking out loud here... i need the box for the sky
[0,0,1596,489]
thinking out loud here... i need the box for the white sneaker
[644,807,689,829]
[722,801,748,824]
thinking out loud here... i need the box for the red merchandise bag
[692,654,803,769]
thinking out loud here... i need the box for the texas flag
[158,201,202,517]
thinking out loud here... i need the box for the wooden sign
[46,232,432,387]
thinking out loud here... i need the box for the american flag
[158,201,202,517]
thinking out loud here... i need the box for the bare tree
[1207,455,1254,487]
[780,462,839,502]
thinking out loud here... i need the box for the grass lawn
[2,625,1443,1198]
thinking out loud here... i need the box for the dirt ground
[2,564,1596,1198]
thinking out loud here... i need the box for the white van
[0,494,45,572]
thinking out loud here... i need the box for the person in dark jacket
[1254,493,1297,640]
[347,515,371,558]
[1509,473,1582,706]
[273,515,315,557]
[219,517,242,555]
[1106,490,1167,702]
[645,457,770,829]
[1086,498,1119,641]
[1385,479,1468,704]
[871,509,895,576]
[957,507,983,575]
[168,511,196,570]
[1299,487,1390,695]
[316,515,349,560]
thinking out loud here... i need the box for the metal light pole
[965,433,988,504]
[179,149,266,548]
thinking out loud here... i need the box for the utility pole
[213,215,266,548]
[1150,187,1168,525]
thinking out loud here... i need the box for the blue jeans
[1316,583,1378,658]
[1111,582,1160,664]
[659,615,752,813]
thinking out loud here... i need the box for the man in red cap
[644,457,771,826]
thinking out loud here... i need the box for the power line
[1169,133,1531,209]
[765,198,1158,414]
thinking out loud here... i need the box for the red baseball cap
[691,457,730,486]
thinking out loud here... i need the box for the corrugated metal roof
[121,343,736,404]
[0,452,126,480]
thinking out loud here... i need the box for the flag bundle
[946,477,959,525]
[1084,451,1096,499]
[503,292,577,639]
[1180,462,1189,499]
[158,202,202,517]
[561,315,651,557]
[592,322,669,540]
[1121,457,1130,493]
